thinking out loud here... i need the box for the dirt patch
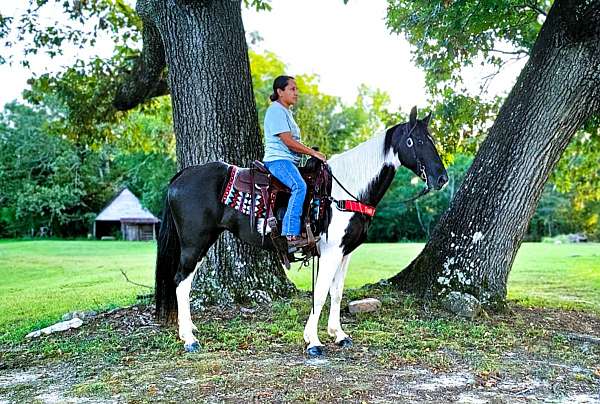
[2,350,596,403]
[495,305,600,336]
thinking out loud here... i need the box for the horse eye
[418,139,424,146]
[406,138,413,148]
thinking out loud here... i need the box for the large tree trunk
[117,0,295,315]
[390,0,600,308]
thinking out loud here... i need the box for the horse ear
[409,106,417,126]
[423,112,432,127]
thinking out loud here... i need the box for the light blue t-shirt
[263,101,301,164]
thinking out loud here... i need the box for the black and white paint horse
[155,106,447,356]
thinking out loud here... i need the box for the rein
[403,121,431,203]
[330,172,361,201]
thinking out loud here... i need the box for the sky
[242,0,428,111]
[0,0,523,113]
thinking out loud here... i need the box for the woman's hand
[279,132,327,162]
[312,150,326,162]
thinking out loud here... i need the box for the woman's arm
[279,132,326,161]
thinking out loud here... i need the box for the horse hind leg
[327,254,352,347]
[175,260,199,352]
[176,233,219,352]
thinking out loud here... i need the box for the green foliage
[249,51,289,124]
[1,0,270,69]
[0,102,92,236]
[368,154,472,241]
[110,149,176,216]
[386,0,545,93]
[2,0,140,66]
[552,118,600,203]
[23,53,140,146]
[529,184,600,242]
[385,0,599,232]
[528,118,600,241]
[384,0,545,154]
[0,92,176,237]
[1,1,595,240]
[428,90,502,156]
[243,0,272,11]
[367,152,598,242]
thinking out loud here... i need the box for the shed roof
[95,188,159,223]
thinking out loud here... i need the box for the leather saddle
[232,161,287,231]
[233,161,286,194]
[231,158,332,267]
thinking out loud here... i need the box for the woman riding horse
[155,103,448,356]
[263,75,326,246]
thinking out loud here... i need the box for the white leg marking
[303,243,344,349]
[327,254,352,343]
[176,268,198,347]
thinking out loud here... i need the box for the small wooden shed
[94,188,160,241]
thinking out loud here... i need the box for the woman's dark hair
[270,75,294,102]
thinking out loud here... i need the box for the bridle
[400,122,431,203]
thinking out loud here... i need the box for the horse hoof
[184,341,200,353]
[306,346,324,357]
[336,337,353,348]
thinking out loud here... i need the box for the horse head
[392,106,448,191]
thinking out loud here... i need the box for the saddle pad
[221,166,267,219]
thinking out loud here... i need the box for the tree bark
[390,0,600,308]
[119,0,294,310]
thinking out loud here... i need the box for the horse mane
[328,126,401,201]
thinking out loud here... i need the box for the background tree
[386,0,600,307]
[2,0,299,319]
[110,0,300,315]
[0,87,177,238]
[0,25,399,241]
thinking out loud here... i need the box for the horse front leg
[303,244,344,357]
[327,253,352,347]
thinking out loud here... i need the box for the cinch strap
[335,200,376,217]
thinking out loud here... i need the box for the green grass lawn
[0,240,156,342]
[289,242,600,312]
[1,240,598,342]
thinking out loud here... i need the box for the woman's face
[277,79,298,107]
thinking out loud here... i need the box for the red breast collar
[335,200,376,217]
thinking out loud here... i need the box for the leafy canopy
[386,0,547,93]
[385,0,599,205]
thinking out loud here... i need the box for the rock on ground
[442,292,481,320]
[349,298,382,314]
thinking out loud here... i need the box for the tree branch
[524,2,547,17]
[120,269,153,289]
[489,48,529,56]
[113,15,168,111]
[479,55,526,95]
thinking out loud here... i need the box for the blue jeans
[264,159,307,237]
